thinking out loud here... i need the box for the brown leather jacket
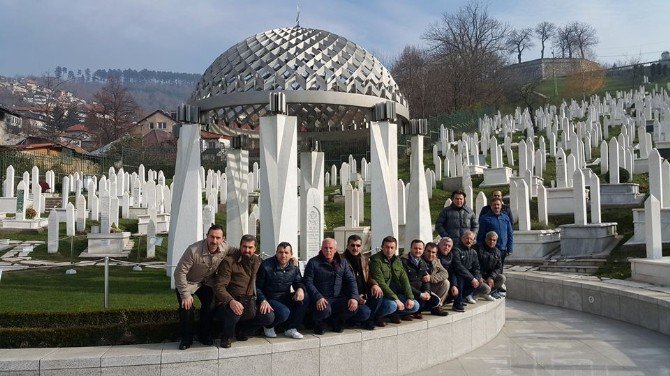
[174,239,229,299]
[214,253,261,306]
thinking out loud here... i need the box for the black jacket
[256,257,305,302]
[304,252,358,301]
[434,204,478,243]
[477,244,503,281]
[401,255,430,296]
[453,246,482,281]
[438,251,470,285]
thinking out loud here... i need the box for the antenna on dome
[295,3,300,28]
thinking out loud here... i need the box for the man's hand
[451,285,459,296]
[471,278,480,288]
[316,298,328,311]
[486,278,494,289]
[420,292,430,301]
[348,298,358,312]
[259,300,273,314]
[405,299,415,310]
[181,295,194,310]
[395,299,405,311]
[293,288,304,302]
[229,299,244,316]
[371,284,383,298]
[422,274,431,283]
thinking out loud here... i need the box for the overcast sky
[2,0,669,77]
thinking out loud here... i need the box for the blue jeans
[377,294,419,318]
[268,294,309,330]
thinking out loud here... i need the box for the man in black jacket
[303,238,371,334]
[478,231,507,300]
[401,239,445,318]
[434,190,478,248]
[256,242,308,339]
[453,231,491,307]
[342,234,380,330]
[437,237,468,312]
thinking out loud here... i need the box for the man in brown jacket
[174,224,229,350]
[422,242,451,309]
[215,234,275,348]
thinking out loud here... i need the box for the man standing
[256,242,308,339]
[477,197,513,267]
[303,238,371,334]
[479,190,514,225]
[342,234,381,330]
[369,236,419,325]
[174,224,229,350]
[435,190,478,248]
[215,235,275,348]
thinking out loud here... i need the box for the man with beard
[174,224,229,350]
[304,238,371,334]
[215,235,274,348]
[342,234,380,330]
[421,242,451,315]
[477,197,513,268]
[401,240,446,318]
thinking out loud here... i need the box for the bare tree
[506,28,535,64]
[554,25,575,58]
[391,46,430,118]
[534,21,556,59]
[86,77,140,146]
[422,1,509,111]
[569,21,598,58]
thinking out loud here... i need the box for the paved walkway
[416,299,670,376]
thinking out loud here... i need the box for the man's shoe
[483,294,496,301]
[465,295,476,304]
[332,322,344,333]
[284,328,304,339]
[498,291,507,297]
[452,305,465,312]
[401,315,413,321]
[375,318,387,327]
[362,320,376,330]
[199,335,213,346]
[431,308,449,316]
[178,340,191,350]
[313,323,325,335]
[413,312,423,319]
[389,316,402,324]
[235,331,249,341]
[220,337,231,348]
[491,291,502,299]
[263,327,277,338]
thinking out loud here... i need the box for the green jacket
[369,252,414,301]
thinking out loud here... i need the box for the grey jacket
[174,239,230,299]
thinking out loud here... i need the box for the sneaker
[452,305,465,312]
[178,340,192,350]
[491,291,502,299]
[284,328,304,339]
[263,327,277,338]
[465,295,476,304]
[483,294,496,301]
[498,291,507,297]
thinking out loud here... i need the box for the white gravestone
[48,209,59,253]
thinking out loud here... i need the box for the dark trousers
[365,295,383,321]
[453,276,466,308]
[216,302,275,339]
[175,286,215,343]
[312,296,371,324]
[268,294,310,330]
[501,251,508,270]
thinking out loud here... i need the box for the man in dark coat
[478,197,514,267]
[401,240,446,318]
[453,231,491,308]
[435,190,478,248]
[478,231,507,299]
[256,242,308,339]
[342,234,380,330]
[303,238,371,334]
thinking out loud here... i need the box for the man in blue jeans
[304,238,372,334]
[369,236,420,325]
[256,242,308,339]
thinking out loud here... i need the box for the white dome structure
[189,26,409,136]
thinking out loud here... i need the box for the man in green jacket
[369,236,419,326]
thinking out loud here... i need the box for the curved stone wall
[0,299,505,375]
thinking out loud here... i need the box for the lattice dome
[189,26,409,133]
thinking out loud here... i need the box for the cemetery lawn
[0,266,174,313]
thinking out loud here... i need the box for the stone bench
[0,298,505,375]
[505,270,670,336]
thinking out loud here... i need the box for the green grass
[0,266,174,313]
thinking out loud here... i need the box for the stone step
[542,259,608,267]
[537,265,600,274]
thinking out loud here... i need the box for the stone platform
[0,299,505,375]
[558,223,619,257]
[630,257,670,287]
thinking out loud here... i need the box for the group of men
[173,190,511,349]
